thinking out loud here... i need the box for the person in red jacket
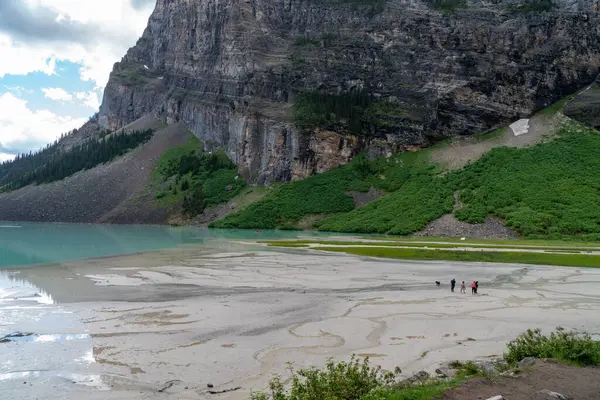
[471,281,476,295]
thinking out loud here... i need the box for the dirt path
[444,360,600,400]
[430,111,567,171]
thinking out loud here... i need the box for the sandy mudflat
[6,244,600,400]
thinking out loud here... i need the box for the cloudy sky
[0,0,155,161]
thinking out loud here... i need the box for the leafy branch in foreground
[250,356,397,400]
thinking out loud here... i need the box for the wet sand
[4,244,600,399]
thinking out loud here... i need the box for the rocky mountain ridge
[98,0,600,183]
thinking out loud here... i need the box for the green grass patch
[262,239,600,252]
[368,236,600,248]
[368,380,465,400]
[313,246,600,268]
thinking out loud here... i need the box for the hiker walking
[450,278,456,292]
[475,281,479,294]
[460,281,466,294]
[471,281,476,295]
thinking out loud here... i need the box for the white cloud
[0,0,154,89]
[0,153,15,162]
[75,90,100,110]
[0,92,86,157]
[42,87,72,102]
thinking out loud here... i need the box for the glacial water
[0,222,341,398]
[0,222,336,268]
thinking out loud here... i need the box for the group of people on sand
[450,278,478,294]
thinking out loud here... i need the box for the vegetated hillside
[148,135,246,220]
[214,118,600,240]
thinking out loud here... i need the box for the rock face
[98,0,600,183]
[563,74,600,128]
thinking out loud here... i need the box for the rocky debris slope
[98,0,600,183]
[563,74,600,129]
[0,120,190,224]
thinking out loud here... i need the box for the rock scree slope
[0,119,191,224]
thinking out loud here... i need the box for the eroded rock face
[563,74,600,129]
[99,0,600,183]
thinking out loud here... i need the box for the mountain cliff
[98,0,600,184]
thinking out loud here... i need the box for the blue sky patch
[0,60,100,119]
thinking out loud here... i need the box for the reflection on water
[0,223,346,396]
[0,222,339,268]
[0,271,105,392]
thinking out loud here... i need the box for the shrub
[504,327,600,366]
[250,357,396,400]
[181,179,189,191]
[448,123,600,238]
[152,136,245,212]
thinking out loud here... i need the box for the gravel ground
[414,215,517,239]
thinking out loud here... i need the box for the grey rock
[563,74,600,129]
[486,396,505,400]
[97,0,600,184]
[435,367,456,378]
[538,389,569,400]
[480,362,498,376]
[516,357,537,368]
[407,370,430,383]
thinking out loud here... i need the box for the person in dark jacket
[450,278,456,292]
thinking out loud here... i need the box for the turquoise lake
[0,222,336,268]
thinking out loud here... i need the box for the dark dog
[435,281,440,287]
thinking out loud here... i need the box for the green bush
[213,152,431,230]
[202,169,245,206]
[152,136,245,215]
[505,328,600,366]
[213,166,360,229]
[318,174,453,234]
[250,357,396,400]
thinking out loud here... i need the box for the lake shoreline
[3,244,600,399]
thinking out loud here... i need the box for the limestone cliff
[98,0,600,183]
